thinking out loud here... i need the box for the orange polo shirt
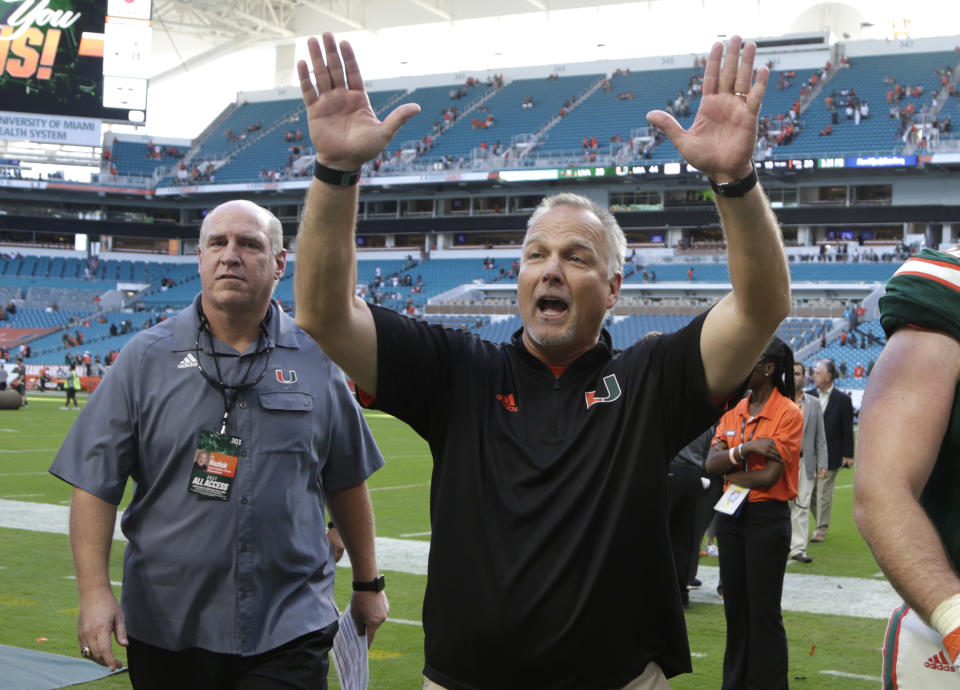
[712,387,802,502]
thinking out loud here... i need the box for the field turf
[0,394,887,688]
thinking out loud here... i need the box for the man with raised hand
[295,32,789,689]
[855,246,960,687]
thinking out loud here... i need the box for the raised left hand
[646,35,768,182]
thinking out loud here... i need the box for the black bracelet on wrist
[709,161,758,198]
[314,159,361,187]
[327,521,335,530]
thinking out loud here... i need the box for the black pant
[691,473,723,583]
[65,388,77,405]
[127,623,337,690]
[716,500,790,690]
[666,463,702,596]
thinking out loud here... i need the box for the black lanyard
[739,411,761,445]
[194,309,272,434]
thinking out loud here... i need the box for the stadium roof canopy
[148,0,947,85]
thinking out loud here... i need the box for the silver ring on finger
[80,646,93,659]
[735,91,749,99]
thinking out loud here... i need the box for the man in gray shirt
[50,200,386,689]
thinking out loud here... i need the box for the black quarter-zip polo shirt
[364,305,721,690]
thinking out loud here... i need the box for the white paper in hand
[332,604,369,690]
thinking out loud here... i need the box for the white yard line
[0,450,59,454]
[0,498,900,619]
[821,670,882,682]
[65,575,121,587]
[368,483,430,492]
[386,618,423,627]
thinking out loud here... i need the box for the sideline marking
[0,471,52,476]
[1,494,43,499]
[66,576,122,587]
[399,531,431,538]
[387,618,422,627]
[1,498,901,619]
[369,483,429,493]
[0,429,20,433]
[821,670,882,682]
[0,450,59,454]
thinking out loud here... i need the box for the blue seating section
[6,248,901,369]
[192,98,305,164]
[384,83,495,156]
[775,52,958,157]
[208,89,409,182]
[624,261,898,283]
[425,74,603,162]
[29,312,162,361]
[799,319,886,389]
[475,317,522,344]
[542,68,702,164]
[1,308,86,329]
[111,141,185,177]
[777,318,828,350]
[130,49,960,185]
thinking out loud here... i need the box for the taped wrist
[931,593,960,662]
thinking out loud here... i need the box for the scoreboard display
[0,0,151,124]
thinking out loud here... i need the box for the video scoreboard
[0,0,151,138]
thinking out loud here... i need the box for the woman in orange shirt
[705,336,803,690]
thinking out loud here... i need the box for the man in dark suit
[808,358,855,542]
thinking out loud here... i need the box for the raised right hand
[297,33,421,172]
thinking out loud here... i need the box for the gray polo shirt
[50,296,383,655]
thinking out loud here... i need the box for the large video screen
[0,0,151,123]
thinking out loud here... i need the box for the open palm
[298,34,420,171]
[647,36,767,182]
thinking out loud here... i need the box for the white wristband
[930,593,960,638]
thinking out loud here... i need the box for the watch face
[354,575,385,591]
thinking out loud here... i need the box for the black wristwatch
[709,161,758,198]
[353,574,386,592]
[314,159,361,187]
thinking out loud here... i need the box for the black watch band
[353,574,385,592]
[709,162,758,198]
[314,159,361,187]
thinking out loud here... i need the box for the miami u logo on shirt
[275,369,297,384]
[585,374,621,409]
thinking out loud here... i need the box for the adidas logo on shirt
[177,353,199,369]
[924,651,956,672]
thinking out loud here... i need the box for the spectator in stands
[853,363,865,378]
[50,200,385,686]
[819,124,833,136]
[295,31,789,688]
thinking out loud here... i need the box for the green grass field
[0,393,888,688]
